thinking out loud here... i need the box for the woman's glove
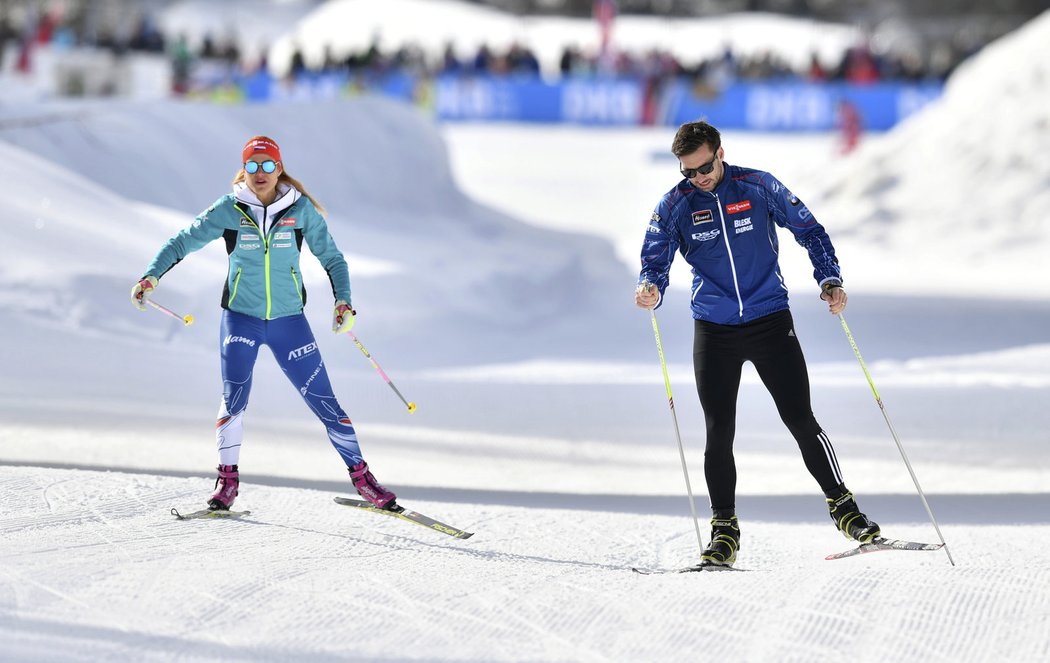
[332,300,355,334]
[131,276,158,311]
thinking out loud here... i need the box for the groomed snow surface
[2,466,1048,662]
[2,9,1050,663]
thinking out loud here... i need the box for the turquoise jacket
[144,183,351,320]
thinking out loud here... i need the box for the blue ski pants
[215,309,363,467]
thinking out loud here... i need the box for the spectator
[842,44,880,84]
[837,99,862,154]
[507,42,540,77]
[806,52,826,81]
[440,42,463,75]
[171,34,193,95]
[472,44,492,74]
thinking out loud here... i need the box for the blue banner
[232,71,942,131]
[660,81,943,131]
[432,77,642,125]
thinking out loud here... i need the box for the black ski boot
[826,488,880,543]
[701,512,740,567]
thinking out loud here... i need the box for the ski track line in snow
[3,469,284,648]
[0,474,164,641]
[4,460,1048,524]
[3,467,1050,662]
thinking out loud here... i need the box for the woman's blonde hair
[233,135,326,214]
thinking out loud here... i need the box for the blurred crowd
[285,37,968,87]
[1,4,976,97]
[0,6,167,70]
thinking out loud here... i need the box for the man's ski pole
[646,299,705,556]
[147,299,194,326]
[837,313,954,566]
[348,331,417,413]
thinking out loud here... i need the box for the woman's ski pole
[147,299,194,326]
[838,313,954,566]
[646,297,705,556]
[348,331,417,413]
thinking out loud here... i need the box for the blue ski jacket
[638,163,841,325]
[144,183,351,320]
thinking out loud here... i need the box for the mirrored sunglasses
[244,160,278,174]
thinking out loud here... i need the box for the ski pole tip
[183,314,194,326]
[407,402,417,413]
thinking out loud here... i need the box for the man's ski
[826,536,944,561]
[171,507,251,520]
[333,497,473,539]
[632,563,748,575]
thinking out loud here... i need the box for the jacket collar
[686,162,733,198]
[233,181,300,220]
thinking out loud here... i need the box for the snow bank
[809,10,1050,298]
[0,96,631,368]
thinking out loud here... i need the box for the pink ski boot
[208,464,239,511]
[349,462,396,509]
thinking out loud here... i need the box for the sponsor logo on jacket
[278,218,296,226]
[692,210,713,225]
[691,229,721,241]
[726,200,751,214]
[238,242,261,250]
[274,231,292,240]
[734,217,753,234]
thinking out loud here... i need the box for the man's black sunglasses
[680,155,718,179]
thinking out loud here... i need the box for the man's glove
[819,279,847,314]
[131,276,158,311]
[819,279,843,301]
[332,300,355,334]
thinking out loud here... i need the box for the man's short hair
[672,121,721,157]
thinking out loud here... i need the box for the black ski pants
[693,309,844,512]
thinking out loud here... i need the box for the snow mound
[0,97,631,364]
[810,10,1050,298]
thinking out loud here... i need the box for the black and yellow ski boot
[827,489,880,543]
[700,514,740,567]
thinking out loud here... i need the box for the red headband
[242,137,282,164]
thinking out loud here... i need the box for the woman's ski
[333,497,473,539]
[171,507,251,520]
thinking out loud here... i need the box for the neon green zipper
[290,266,303,304]
[228,267,243,305]
[235,207,273,319]
[264,234,272,319]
